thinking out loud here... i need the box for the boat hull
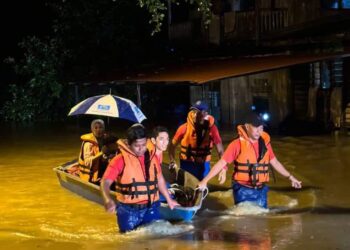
[54,160,205,222]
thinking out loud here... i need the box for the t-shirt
[222,138,275,165]
[172,123,222,145]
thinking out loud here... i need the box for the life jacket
[233,125,271,187]
[78,133,100,183]
[180,110,215,163]
[146,139,156,156]
[115,139,160,204]
[146,139,163,164]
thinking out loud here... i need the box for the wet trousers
[116,201,160,232]
[232,182,269,208]
[180,160,210,181]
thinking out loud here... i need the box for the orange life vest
[146,139,156,156]
[78,133,100,182]
[115,139,160,204]
[180,110,215,163]
[233,125,271,187]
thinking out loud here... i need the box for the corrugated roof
[117,51,350,84]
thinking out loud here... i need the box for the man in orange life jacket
[197,112,302,208]
[100,124,179,233]
[78,119,105,183]
[168,101,225,181]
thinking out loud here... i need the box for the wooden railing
[259,8,288,32]
[233,8,288,38]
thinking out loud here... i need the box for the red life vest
[115,139,160,204]
[180,110,215,163]
[78,133,100,182]
[233,125,271,187]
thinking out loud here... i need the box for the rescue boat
[53,160,207,222]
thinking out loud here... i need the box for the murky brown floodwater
[1,123,350,249]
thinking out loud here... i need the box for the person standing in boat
[168,100,226,181]
[197,112,302,208]
[78,119,105,183]
[100,124,179,233]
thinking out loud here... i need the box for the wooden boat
[53,160,207,222]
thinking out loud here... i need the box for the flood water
[1,123,350,249]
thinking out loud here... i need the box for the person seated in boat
[100,123,179,233]
[98,133,119,180]
[197,112,302,208]
[78,119,105,183]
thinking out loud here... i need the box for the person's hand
[167,198,180,210]
[104,199,116,213]
[101,145,109,155]
[218,168,227,184]
[169,160,177,170]
[289,175,302,189]
[197,180,208,191]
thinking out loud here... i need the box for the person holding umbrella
[69,94,148,182]
[100,124,179,233]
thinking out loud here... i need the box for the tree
[139,0,212,35]
[1,37,69,122]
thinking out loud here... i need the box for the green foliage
[139,0,212,35]
[1,84,37,123]
[138,0,167,36]
[1,36,69,122]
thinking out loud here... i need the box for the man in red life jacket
[100,124,179,233]
[168,101,226,181]
[197,112,302,208]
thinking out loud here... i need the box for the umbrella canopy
[68,94,146,123]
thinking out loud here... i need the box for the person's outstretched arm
[214,142,227,184]
[157,173,180,209]
[270,158,302,189]
[197,159,228,190]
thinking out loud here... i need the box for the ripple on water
[39,220,194,242]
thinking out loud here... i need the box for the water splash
[129,220,194,236]
[227,202,269,216]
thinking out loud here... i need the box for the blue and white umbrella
[68,94,146,123]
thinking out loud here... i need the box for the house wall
[274,0,321,25]
[218,68,291,128]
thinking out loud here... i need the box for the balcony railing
[259,8,289,32]
[233,8,288,38]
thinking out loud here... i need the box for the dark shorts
[232,182,269,208]
[180,160,210,181]
[116,201,160,233]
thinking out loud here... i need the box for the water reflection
[178,213,303,250]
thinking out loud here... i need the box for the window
[321,0,350,9]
